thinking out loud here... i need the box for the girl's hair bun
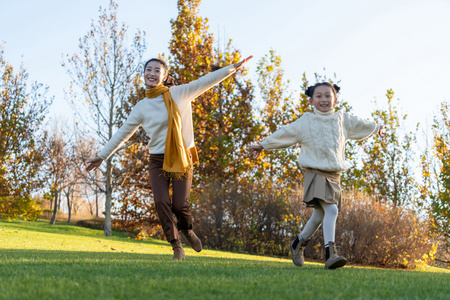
[333,84,341,93]
[304,82,341,97]
[305,86,314,97]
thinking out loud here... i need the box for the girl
[247,82,386,269]
[86,55,253,260]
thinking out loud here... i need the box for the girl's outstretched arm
[247,143,263,159]
[85,156,103,172]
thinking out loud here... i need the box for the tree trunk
[58,192,62,210]
[95,186,99,218]
[66,190,72,223]
[104,159,112,236]
[50,190,58,225]
[217,88,224,179]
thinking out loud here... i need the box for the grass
[1,220,449,300]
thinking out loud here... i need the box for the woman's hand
[379,125,387,138]
[246,143,263,159]
[85,156,103,172]
[234,55,253,70]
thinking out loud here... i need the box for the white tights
[299,200,338,245]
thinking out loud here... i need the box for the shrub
[110,194,161,238]
[304,191,438,269]
[76,218,105,230]
[192,181,437,269]
[192,179,302,256]
[112,218,165,240]
[0,196,43,221]
[41,208,65,219]
[433,239,450,268]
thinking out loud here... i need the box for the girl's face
[308,85,337,113]
[143,61,167,88]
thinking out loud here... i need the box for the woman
[86,55,252,260]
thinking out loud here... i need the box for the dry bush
[192,179,303,256]
[304,191,438,269]
[433,239,450,268]
[111,196,161,238]
[40,209,65,220]
[106,177,437,268]
[193,181,437,268]
[76,218,104,230]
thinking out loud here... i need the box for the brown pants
[149,154,193,242]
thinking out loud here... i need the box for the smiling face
[308,85,337,112]
[143,60,167,89]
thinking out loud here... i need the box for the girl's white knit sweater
[260,109,380,172]
[98,65,236,160]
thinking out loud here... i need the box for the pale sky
[1,0,450,146]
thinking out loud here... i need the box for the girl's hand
[246,143,263,159]
[379,125,387,138]
[85,156,103,172]
[234,55,253,70]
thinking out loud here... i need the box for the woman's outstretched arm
[170,55,253,103]
[234,55,253,70]
[85,106,142,172]
[85,156,103,172]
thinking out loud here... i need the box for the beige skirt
[303,168,342,210]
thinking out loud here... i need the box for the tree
[253,50,302,190]
[360,89,417,206]
[62,0,146,235]
[431,102,450,237]
[61,129,90,223]
[168,0,257,184]
[167,0,259,249]
[0,44,52,197]
[109,0,258,231]
[43,121,75,224]
[71,135,103,218]
[420,101,450,262]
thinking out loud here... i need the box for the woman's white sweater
[260,109,380,172]
[98,65,236,160]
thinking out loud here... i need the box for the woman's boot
[181,229,202,252]
[170,240,185,260]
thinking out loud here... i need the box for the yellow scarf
[145,85,198,179]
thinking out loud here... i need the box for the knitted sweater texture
[260,109,379,172]
[98,65,236,160]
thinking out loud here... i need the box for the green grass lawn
[1,219,449,300]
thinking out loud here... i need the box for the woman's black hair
[305,82,340,97]
[143,58,176,86]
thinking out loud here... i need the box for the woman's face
[308,85,337,113]
[143,61,167,88]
